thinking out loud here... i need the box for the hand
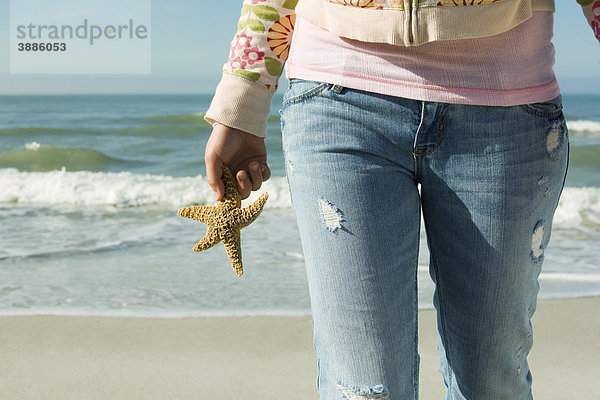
[205,123,271,201]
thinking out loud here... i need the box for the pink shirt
[285,13,559,106]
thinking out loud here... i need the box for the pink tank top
[285,13,559,106]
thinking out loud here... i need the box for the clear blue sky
[0,0,598,94]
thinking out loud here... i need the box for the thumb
[205,155,225,201]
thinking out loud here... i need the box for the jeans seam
[424,220,454,385]
[413,101,426,181]
[558,120,570,200]
[518,104,563,119]
[281,82,330,110]
[413,104,448,158]
[413,256,420,400]
[517,94,563,119]
[412,133,444,157]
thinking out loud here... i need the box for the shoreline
[1,297,598,399]
[0,294,598,319]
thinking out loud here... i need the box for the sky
[0,0,598,95]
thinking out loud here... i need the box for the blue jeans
[279,79,569,400]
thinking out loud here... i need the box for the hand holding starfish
[204,123,270,201]
[178,166,268,277]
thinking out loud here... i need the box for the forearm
[578,0,600,43]
[205,0,298,138]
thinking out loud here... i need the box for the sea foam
[567,120,600,134]
[553,186,600,226]
[2,168,598,228]
[0,168,292,208]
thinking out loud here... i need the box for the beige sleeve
[204,0,298,138]
[204,73,276,139]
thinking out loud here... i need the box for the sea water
[0,94,598,317]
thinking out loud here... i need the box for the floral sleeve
[205,0,298,138]
[578,0,600,43]
[226,0,297,89]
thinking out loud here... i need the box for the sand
[1,297,598,399]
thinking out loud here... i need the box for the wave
[553,187,600,227]
[0,142,139,172]
[539,273,600,283]
[141,112,206,124]
[0,168,597,226]
[0,168,292,208]
[567,120,600,134]
[0,239,126,261]
[0,124,208,139]
[0,113,212,139]
[117,113,210,137]
[115,124,209,138]
[569,146,600,167]
[0,126,101,136]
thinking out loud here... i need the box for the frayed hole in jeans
[531,220,545,262]
[546,125,560,153]
[546,120,566,155]
[336,383,390,400]
[318,197,346,233]
[537,176,552,198]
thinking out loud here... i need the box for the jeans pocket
[281,79,331,109]
[519,94,563,119]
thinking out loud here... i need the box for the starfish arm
[238,193,269,229]
[223,230,243,277]
[220,166,242,208]
[178,205,214,224]
[193,227,220,252]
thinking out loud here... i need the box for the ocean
[1,93,599,317]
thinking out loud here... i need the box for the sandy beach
[1,297,598,400]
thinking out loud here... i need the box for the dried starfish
[178,166,268,277]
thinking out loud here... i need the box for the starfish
[178,166,268,277]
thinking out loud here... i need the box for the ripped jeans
[279,79,569,400]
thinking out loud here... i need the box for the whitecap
[24,141,41,150]
[567,120,600,134]
[0,168,292,208]
[554,187,600,226]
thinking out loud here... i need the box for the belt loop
[331,84,344,94]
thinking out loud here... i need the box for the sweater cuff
[204,72,276,138]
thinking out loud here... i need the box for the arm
[578,0,600,43]
[204,0,297,201]
[205,0,298,138]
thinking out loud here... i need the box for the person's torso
[286,12,559,106]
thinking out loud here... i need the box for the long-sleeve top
[205,0,600,138]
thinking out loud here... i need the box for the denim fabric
[279,79,569,400]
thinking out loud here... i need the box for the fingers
[236,169,252,200]
[261,164,271,182]
[248,162,263,191]
[236,161,269,200]
[205,156,269,202]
